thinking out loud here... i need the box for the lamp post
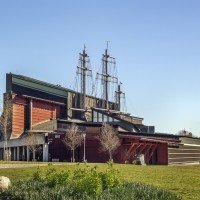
[83,133,86,162]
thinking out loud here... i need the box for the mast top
[106,41,110,54]
[84,44,86,52]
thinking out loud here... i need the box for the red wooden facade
[47,131,169,165]
[11,95,63,138]
[12,95,26,137]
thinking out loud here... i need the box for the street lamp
[83,133,86,162]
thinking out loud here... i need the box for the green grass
[0,162,199,200]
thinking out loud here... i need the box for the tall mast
[115,82,125,111]
[82,46,87,109]
[104,48,109,109]
[97,43,118,109]
[77,45,92,110]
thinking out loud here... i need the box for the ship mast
[77,45,92,109]
[115,82,125,111]
[71,46,92,114]
[97,42,118,109]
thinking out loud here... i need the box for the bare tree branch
[63,123,83,162]
[0,94,12,161]
[178,129,193,137]
[24,133,41,161]
[97,123,120,162]
[0,101,2,115]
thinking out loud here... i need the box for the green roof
[11,73,75,98]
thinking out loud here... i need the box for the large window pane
[93,111,98,122]
[98,113,103,122]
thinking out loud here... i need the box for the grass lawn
[0,162,199,200]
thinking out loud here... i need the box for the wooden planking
[169,157,200,163]
[56,106,61,118]
[12,96,26,137]
[168,145,200,164]
[32,100,61,125]
[86,127,101,134]
[11,95,62,136]
[13,96,27,105]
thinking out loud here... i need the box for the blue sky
[0,0,200,136]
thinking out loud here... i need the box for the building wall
[157,143,168,165]
[11,95,62,138]
[168,145,200,164]
[12,95,26,138]
[79,136,107,163]
[32,100,61,126]
[168,136,200,165]
[48,130,168,164]
[48,133,69,161]
[48,132,115,163]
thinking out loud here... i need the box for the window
[93,111,98,122]
[98,113,103,122]
[108,117,113,122]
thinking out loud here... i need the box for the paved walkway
[0,163,49,169]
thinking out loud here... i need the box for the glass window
[108,117,113,122]
[105,115,109,122]
[114,118,119,122]
[102,114,105,122]
[93,111,98,122]
[98,113,103,122]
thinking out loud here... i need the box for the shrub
[72,165,103,198]
[0,163,182,200]
[0,181,181,200]
[100,162,122,190]
[32,166,73,188]
[135,160,142,165]
[101,182,182,200]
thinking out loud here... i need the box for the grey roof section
[180,136,200,146]
[32,119,58,132]
[92,108,141,132]
[0,134,45,148]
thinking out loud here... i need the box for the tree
[0,94,12,161]
[24,133,41,161]
[178,129,193,137]
[98,123,120,162]
[63,123,83,162]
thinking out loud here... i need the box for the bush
[135,160,142,165]
[0,181,181,200]
[100,162,122,190]
[0,163,182,200]
[101,182,182,200]
[72,165,103,198]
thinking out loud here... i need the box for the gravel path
[0,163,49,169]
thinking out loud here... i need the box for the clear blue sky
[0,0,200,136]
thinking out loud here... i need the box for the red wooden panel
[157,143,168,165]
[12,96,26,137]
[32,100,61,125]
